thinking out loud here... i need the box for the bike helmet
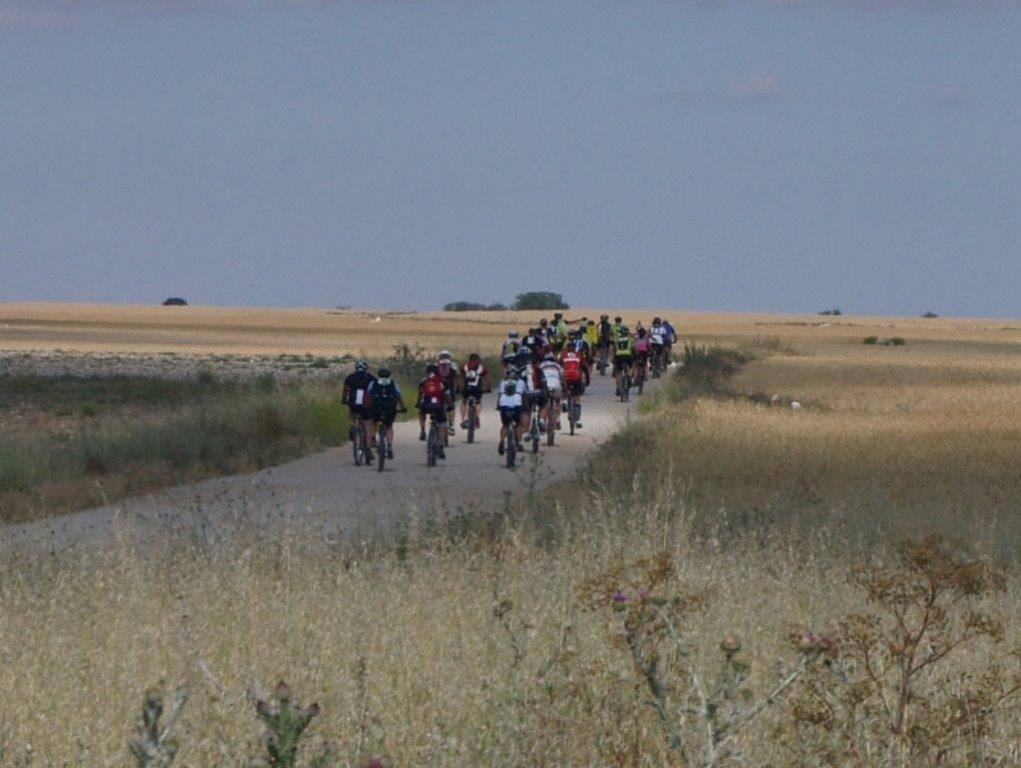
[553,312,563,319]
[539,318,549,328]
[637,328,647,338]
[600,314,609,321]
[355,360,369,372]
[426,363,439,375]
[508,330,519,338]
[438,350,452,361]
[653,317,662,325]
[468,352,480,363]
[506,368,519,379]
[377,368,392,385]
[614,316,622,323]
[619,324,630,335]
[544,352,556,362]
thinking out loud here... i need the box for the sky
[1,1,1019,316]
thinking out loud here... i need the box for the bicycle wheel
[467,403,476,444]
[506,432,516,469]
[531,409,540,453]
[352,423,364,466]
[546,408,555,446]
[377,430,386,472]
[637,369,645,395]
[426,423,437,467]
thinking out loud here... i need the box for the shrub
[819,308,843,316]
[512,292,569,311]
[443,301,509,312]
[864,336,879,345]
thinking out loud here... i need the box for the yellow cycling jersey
[583,325,599,347]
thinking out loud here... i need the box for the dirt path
[2,374,649,555]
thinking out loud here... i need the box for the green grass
[0,379,348,522]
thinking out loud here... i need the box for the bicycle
[375,407,406,472]
[465,394,482,444]
[565,389,577,436]
[351,414,370,466]
[425,411,446,467]
[620,367,632,402]
[546,396,557,447]
[596,344,609,376]
[651,348,662,379]
[527,399,542,454]
[505,424,517,469]
[636,357,647,395]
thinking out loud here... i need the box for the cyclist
[416,363,449,459]
[438,350,458,436]
[518,350,548,435]
[613,324,636,398]
[583,319,599,359]
[662,318,678,364]
[342,360,377,452]
[539,352,564,431]
[552,312,568,340]
[366,367,405,460]
[521,327,543,361]
[596,314,613,368]
[611,316,625,343]
[634,327,651,383]
[459,352,491,430]
[559,340,590,428]
[501,330,521,364]
[496,376,524,456]
[650,318,667,370]
[568,328,590,361]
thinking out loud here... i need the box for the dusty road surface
[2,374,649,555]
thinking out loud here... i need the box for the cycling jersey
[584,325,599,349]
[418,374,446,407]
[461,361,488,396]
[615,337,635,358]
[366,379,402,402]
[650,324,666,346]
[540,360,563,393]
[520,363,545,394]
[560,350,584,383]
[498,377,526,397]
[498,390,523,409]
[343,371,377,408]
[662,321,677,343]
[501,339,520,360]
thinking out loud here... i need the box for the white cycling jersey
[498,378,526,397]
[540,361,564,393]
[498,391,523,409]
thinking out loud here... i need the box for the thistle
[254,681,321,768]
[127,687,188,768]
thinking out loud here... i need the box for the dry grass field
[1,303,1020,767]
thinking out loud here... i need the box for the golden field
[1,303,1020,767]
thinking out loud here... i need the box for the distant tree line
[443,292,569,312]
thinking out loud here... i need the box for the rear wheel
[546,409,555,446]
[426,423,437,467]
[467,403,476,444]
[506,432,516,469]
[353,423,364,466]
[377,430,386,472]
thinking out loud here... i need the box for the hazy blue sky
[2,1,1018,316]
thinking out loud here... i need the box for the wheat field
[1,304,1020,767]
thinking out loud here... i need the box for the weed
[127,687,188,768]
[254,682,321,768]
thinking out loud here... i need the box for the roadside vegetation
[1,318,1019,766]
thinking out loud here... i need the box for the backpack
[373,381,396,402]
[616,337,631,353]
[422,376,445,403]
[635,338,650,354]
[563,355,581,382]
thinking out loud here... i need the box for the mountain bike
[465,394,481,444]
[425,411,446,467]
[351,414,370,466]
[505,425,517,469]
[565,389,578,436]
[596,344,609,376]
[528,399,542,454]
[620,367,632,402]
[375,407,406,472]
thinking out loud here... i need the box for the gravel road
[2,374,648,555]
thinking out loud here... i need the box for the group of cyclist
[341,312,678,465]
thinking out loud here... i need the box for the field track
[1,371,637,555]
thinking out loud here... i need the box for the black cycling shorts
[372,404,397,427]
[462,385,484,401]
[348,404,369,420]
[499,406,523,426]
[614,356,633,373]
[525,392,548,409]
[418,403,447,424]
[566,380,585,397]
